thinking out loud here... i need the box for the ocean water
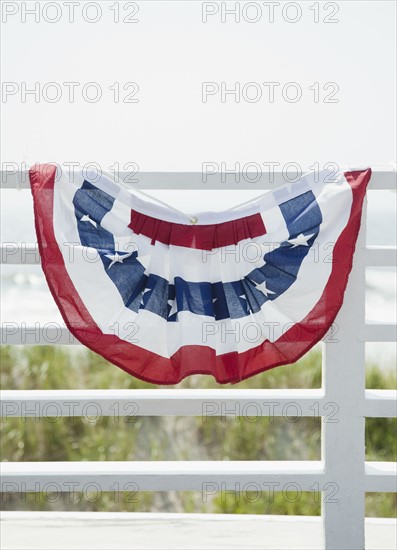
[1,189,396,369]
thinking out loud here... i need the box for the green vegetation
[1,345,395,517]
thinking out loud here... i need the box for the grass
[0,345,395,517]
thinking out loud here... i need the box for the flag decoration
[29,164,371,384]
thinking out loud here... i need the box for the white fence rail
[1,168,396,189]
[1,171,396,550]
[0,388,396,417]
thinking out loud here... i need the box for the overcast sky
[2,0,396,174]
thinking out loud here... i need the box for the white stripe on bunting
[53,168,352,358]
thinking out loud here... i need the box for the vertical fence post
[321,199,368,550]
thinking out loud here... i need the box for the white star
[168,298,178,317]
[105,251,134,270]
[140,286,152,307]
[81,214,97,227]
[287,233,315,248]
[254,279,276,297]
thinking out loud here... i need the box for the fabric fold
[128,209,267,250]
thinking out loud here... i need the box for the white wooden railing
[1,169,396,550]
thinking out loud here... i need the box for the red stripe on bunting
[29,164,371,385]
[128,209,267,250]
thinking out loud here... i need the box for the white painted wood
[321,198,368,549]
[2,243,396,266]
[364,390,397,418]
[1,243,40,265]
[0,170,328,190]
[365,462,397,492]
[1,513,396,550]
[0,169,395,189]
[0,388,325,417]
[1,461,395,493]
[1,324,78,345]
[1,389,395,418]
[364,245,397,266]
[1,460,324,492]
[362,322,397,342]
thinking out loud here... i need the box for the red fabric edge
[128,209,267,250]
[29,165,372,385]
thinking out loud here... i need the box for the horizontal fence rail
[1,461,395,493]
[0,168,396,189]
[1,389,396,418]
[362,322,397,342]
